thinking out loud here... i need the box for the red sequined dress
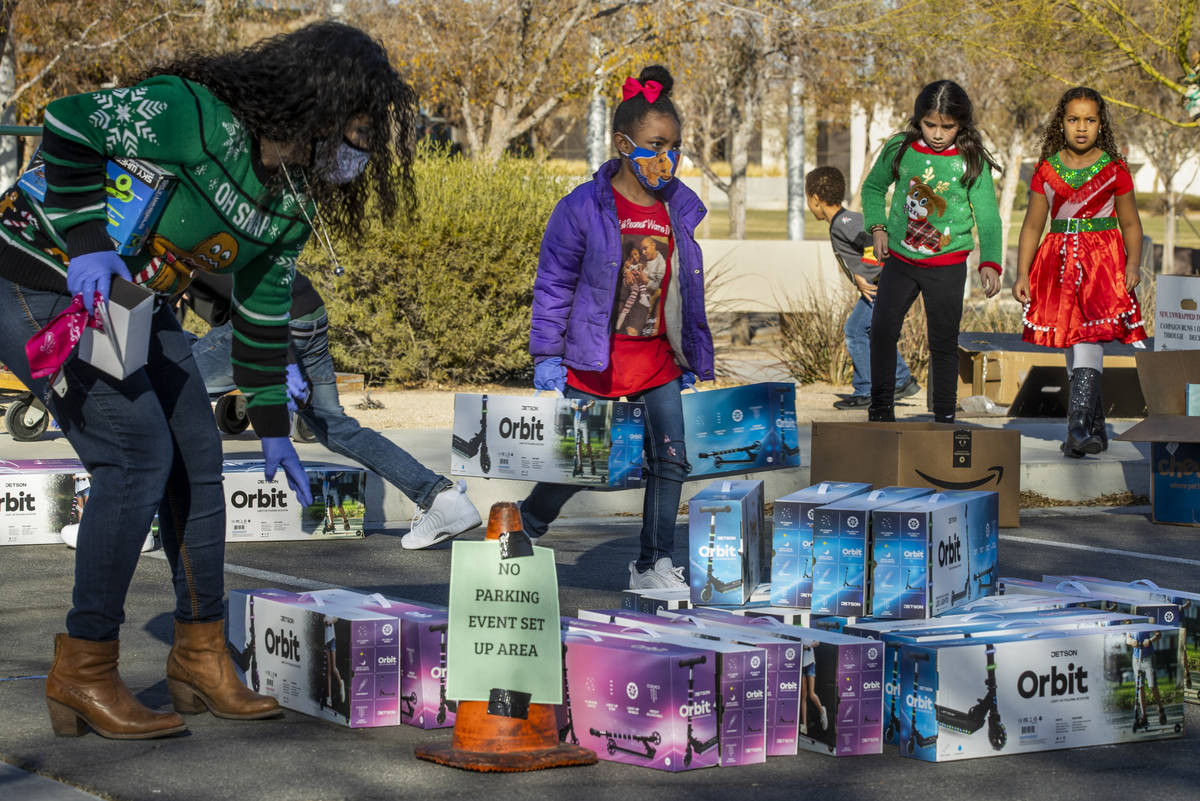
[1021,152,1146,348]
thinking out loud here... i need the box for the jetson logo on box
[2,491,36,512]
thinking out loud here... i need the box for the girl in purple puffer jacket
[521,65,714,591]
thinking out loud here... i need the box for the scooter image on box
[429,622,458,724]
[974,565,997,593]
[559,643,580,745]
[697,442,760,468]
[589,727,661,759]
[679,655,718,766]
[934,642,1006,750]
[451,393,491,473]
[227,595,260,693]
[400,691,417,720]
[905,653,938,755]
[697,504,741,603]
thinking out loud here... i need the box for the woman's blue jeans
[519,379,688,571]
[192,317,448,509]
[0,276,225,641]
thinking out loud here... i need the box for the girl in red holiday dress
[1014,87,1145,458]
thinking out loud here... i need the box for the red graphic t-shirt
[567,189,682,398]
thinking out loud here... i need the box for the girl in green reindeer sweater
[862,80,1003,423]
[0,23,419,741]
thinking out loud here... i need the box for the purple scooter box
[358,600,455,729]
[563,630,719,771]
[561,617,767,766]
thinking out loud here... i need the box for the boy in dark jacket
[806,167,918,409]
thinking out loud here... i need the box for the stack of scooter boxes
[225,588,453,729]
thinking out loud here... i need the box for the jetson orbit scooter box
[561,617,767,767]
[450,393,644,489]
[562,629,720,771]
[226,589,401,728]
[810,487,934,617]
[222,460,366,542]
[687,480,765,606]
[683,383,800,479]
[771,482,871,608]
[999,577,1181,626]
[897,623,1184,762]
[0,458,80,545]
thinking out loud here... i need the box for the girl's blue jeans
[519,379,688,571]
[0,275,226,641]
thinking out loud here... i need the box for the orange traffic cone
[414,502,596,772]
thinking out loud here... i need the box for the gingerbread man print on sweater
[901,178,951,255]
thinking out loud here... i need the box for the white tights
[1066,342,1103,375]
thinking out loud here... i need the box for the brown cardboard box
[1115,350,1200,525]
[810,422,1021,527]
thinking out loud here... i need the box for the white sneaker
[61,524,157,552]
[628,557,687,590]
[401,480,482,549]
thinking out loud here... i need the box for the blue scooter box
[771,482,872,609]
[688,480,765,606]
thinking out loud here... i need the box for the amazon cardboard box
[1116,350,1200,525]
[810,422,1020,528]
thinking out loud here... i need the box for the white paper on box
[1154,275,1200,351]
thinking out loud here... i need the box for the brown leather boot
[45,633,187,739]
[166,620,282,720]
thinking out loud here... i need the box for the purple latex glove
[67,251,132,314]
[285,363,310,413]
[262,436,313,506]
[533,356,566,392]
[680,371,697,390]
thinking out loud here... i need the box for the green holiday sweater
[861,135,1002,272]
[7,75,312,437]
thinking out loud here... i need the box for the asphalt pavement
[1,499,1198,801]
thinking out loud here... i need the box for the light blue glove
[67,251,132,314]
[680,371,697,390]
[285,363,310,413]
[262,436,313,506]
[533,357,567,393]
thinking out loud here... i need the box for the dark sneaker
[895,379,920,400]
[833,395,872,410]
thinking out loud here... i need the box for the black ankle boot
[868,406,895,422]
[1063,367,1102,458]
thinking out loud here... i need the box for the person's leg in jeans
[518,386,595,538]
[190,321,237,396]
[869,258,922,418]
[843,297,874,399]
[915,263,967,423]
[290,314,450,509]
[629,379,688,571]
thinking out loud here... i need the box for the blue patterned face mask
[619,133,679,191]
[321,139,370,185]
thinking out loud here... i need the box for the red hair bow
[622,77,662,104]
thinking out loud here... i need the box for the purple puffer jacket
[530,159,714,380]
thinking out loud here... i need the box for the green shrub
[307,146,569,386]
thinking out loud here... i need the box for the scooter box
[561,617,767,766]
[657,609,886,757]
[687,480,765,606]
[296,590,455,729]
[226,589,401,728]
[897,624,1184,761]
[771,482,872,608]
[735,606,818,626]
[870,490,998,619]
[576,609,803,756]
[999,577,1181,626]
[685,382,800,479]
[221,460,366,542]
[449,393,644,489]
[810,487,934,617]
[0,458,84,546]
[621,587,691,615]
[562,629,720,771]
[940,591,1094,615]
[1042,575,1200,704]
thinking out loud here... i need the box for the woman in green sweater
[862,80,1003,423]
[0,22,417,739]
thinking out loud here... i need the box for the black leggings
[869,257,966,422]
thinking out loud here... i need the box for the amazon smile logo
[913,465,1004,490]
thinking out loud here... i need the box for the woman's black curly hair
[1036,87,1123,165]
[890,79,999,188]
[136,21,418,238]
